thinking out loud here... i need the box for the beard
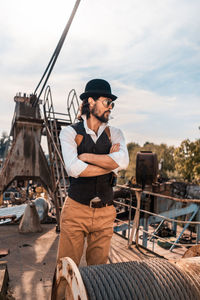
[91,105,110,123]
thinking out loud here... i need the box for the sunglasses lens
[105,100,114,108]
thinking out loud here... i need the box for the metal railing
[67,89,80,123]
[114,185,200,253]
[42,86,80,229]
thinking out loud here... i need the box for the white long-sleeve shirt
[60,115,129,178]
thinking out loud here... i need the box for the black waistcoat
[68,121,113,205]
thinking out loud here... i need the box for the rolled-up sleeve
[59,126,88,178]
[108,127,129,172]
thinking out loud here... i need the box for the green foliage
[124,142,140,180]
[174,139,200,182]
[123,141,175,181]
[121,138,200,184]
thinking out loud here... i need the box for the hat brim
[80,91,117,101]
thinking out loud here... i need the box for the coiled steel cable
[142,259,180,299]
[147,259,188,299]
[151,259,199,300]
[124,261,156,300]
[79,258,200,300]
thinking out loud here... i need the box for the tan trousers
[57,197,116,266]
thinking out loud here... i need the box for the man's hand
[110,143,120,153]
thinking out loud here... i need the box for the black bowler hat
[80,79,117,101]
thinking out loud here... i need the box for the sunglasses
[96,98,115,109]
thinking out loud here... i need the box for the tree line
[122,139,200,184]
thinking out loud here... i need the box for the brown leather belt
[90,200,113,208]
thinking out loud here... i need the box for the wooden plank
[111,242,153,262]
[109,233,158,264]
[110,245,139,262]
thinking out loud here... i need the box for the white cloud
[0,0,200,146]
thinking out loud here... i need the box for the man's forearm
[79,153,119,170]
[79,164,111,177]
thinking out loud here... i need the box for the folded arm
[60,126,129,178]
[78,127,129,173]
[60,126,112,178]
[78,143,120,170]
[79,164,111,177]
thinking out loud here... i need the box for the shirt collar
[81,114,108,138]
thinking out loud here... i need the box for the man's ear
[88,97,95,107]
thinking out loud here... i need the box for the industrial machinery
[113,151,200,252]
[0,0,81,226]
[113,151,158,236]
[52,256,200,300]
[136,151,158,189]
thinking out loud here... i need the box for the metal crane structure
[0,0,81,227]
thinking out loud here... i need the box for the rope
[79,258,200,300]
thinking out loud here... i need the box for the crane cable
[32,0,81,106]
[79,259,200,300]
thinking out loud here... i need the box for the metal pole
[127,192,132,242]
[143,196,149,248]
[170,207,199,251]
[128,189,142,247]
[33,0,82,105]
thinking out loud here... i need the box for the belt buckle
[90,197,101,208]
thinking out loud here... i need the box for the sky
[0,0,200,148]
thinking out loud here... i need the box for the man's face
[90,96,114,123]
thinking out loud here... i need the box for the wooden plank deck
[109,230,188,263]
[1,224,188,299]
[79,232,162,267]
[109,233,161,264]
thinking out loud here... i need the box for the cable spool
[53,257,200,300]
[136,151,158,189]
[79,258,200,300]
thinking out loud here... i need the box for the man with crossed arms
[57,78,129,266]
